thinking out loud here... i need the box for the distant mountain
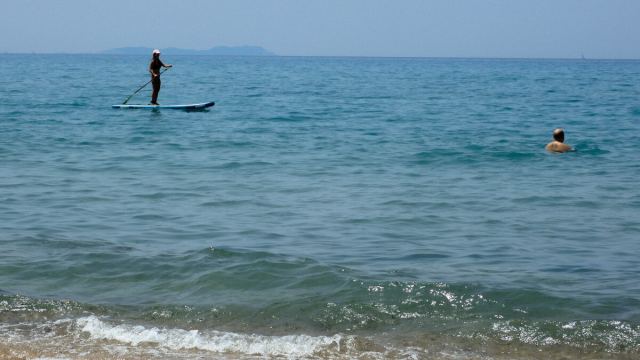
[102,46,275,56]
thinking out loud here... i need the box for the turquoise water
[1,54,640,359]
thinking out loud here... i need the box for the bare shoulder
[546,141,572,153]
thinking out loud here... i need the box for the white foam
[76,316,343,357]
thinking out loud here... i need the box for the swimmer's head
[553,128,565,142]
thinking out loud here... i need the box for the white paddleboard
[112,101,215,110]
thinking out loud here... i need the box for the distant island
[102,46,275,56]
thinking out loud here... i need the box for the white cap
[152,49,161,55]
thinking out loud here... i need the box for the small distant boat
[112,101,215,111]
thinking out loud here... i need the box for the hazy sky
[1,0,639,58]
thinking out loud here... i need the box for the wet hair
[553,128,565,142]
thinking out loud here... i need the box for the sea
[1,54,639,359]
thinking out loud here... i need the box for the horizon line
[1,51,639,62]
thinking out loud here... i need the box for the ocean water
[1,54,640,359]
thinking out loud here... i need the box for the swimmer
[545,128,573,153]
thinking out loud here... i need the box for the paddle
[122,67,169,105]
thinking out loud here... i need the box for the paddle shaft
[122,67,169,105]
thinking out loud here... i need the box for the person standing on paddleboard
[149,49,172,105]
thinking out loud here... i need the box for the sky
[1,0,639,59]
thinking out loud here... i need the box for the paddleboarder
[149,49,172,105]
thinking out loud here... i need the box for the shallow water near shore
[1,54,640,359]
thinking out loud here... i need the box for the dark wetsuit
[149,58,165,104]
